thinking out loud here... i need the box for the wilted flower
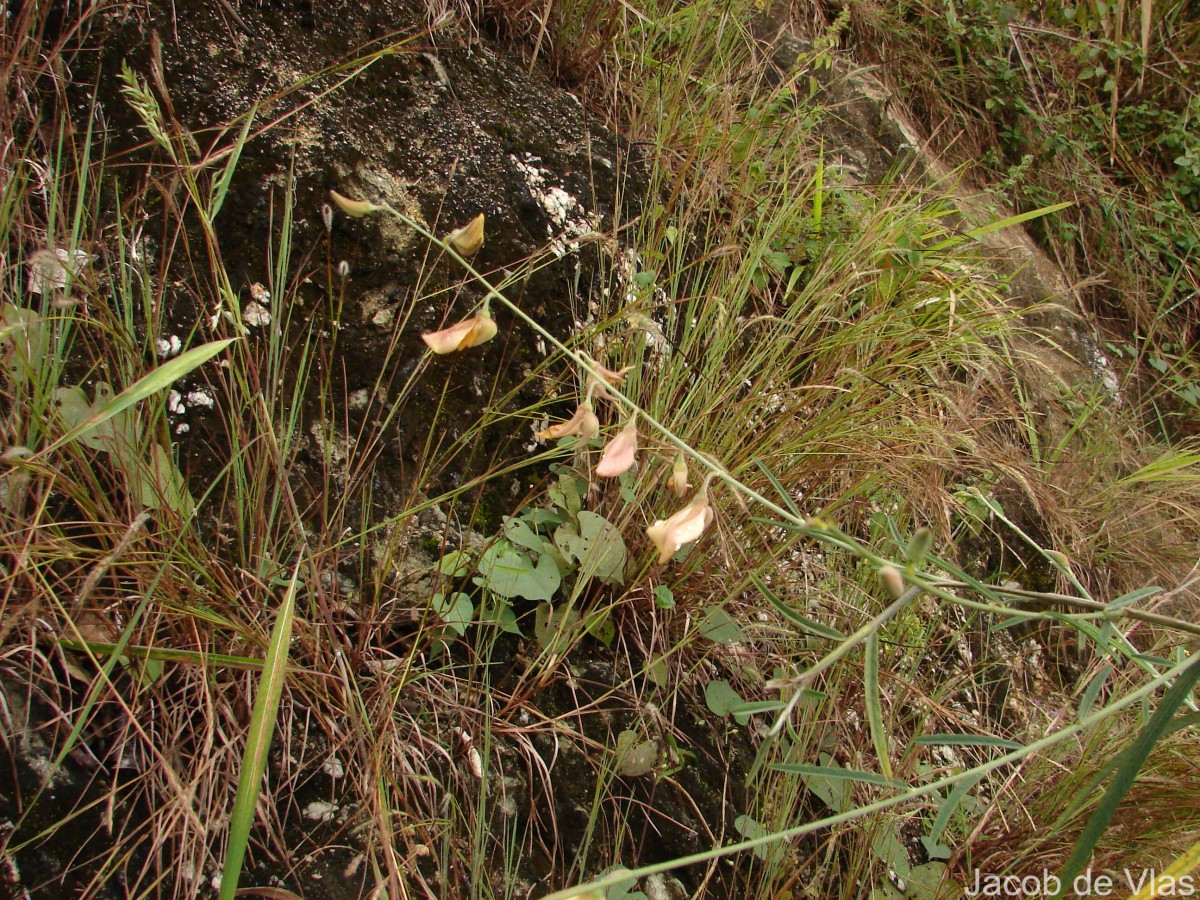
[447,213,485,256]
[422,306,497,354]
[581,353,634,402]
[646,491,714,564]
[329,189,385,218]
[536,403,600,441]
[595,416,638,477]
[667,452,689,498]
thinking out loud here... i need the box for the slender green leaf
[1105,586,1161,611]
[751,572,845,640]
[209,102,259,219]
[913,734,1023,750]
[45,338,237,454]
[771,763,906,788]
[1077,665,1112,721]
[1053,655,1200,897]
[921,772,982,860]
[219,561,300,900]
[864,630,892,780]
[926,202,1073,252]
[751,456,802,516]
[727,699,788,717]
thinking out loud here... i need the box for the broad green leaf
[698,606,746,643]
[54,385,193,514]
[596,865,643,899]
[585,608,616,648]
[143,442,195,517]
[906,862,956,899]
[872,820,911,879]
[438,550,471,577]
[534,602,580,655]
[652,585,675,609]
[920,772,981,860]
[53,383,140,452]
[614,730,658,777]
[520,507,564,529]
[478,595,522,635]
[733,815,788,867]
[643,655,670,688]
[0,304,44,384]
[476,541,561,601]
[798,752,853,813]
[705,679,749,724]
[432,592,474,636]
[554,511,627,586]
[504,515,552,554]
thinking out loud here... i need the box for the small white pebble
[185,389,215,409]
[304,800,338,822]
[156,335,182,358]
[243,301,271,328]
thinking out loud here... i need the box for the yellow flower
[595,417,638,477]
[421,308,497,354]
[536,403,600,441]
[329,189,385,218]
[446,213,485,255]
[667,452,689,498]
[646,492,714,564]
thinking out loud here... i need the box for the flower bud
[879,565,905,599]
[329,189,385,218]
[667,452,689,498]
[447,213,485,255]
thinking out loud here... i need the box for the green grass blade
[44,338,237,454]
[770,763,906,788]
[912,734,1024,750]
[751,456,802,517]
[926,201,1073,252]
[1052,652,1200,897]
[209,102,259,220]
[219,559,300,900]
[1128,836,1200,900]
[58,639,272,671]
